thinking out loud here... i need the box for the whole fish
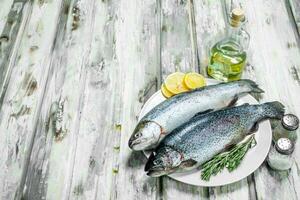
[128,79,264,151]
[145,102,284,177]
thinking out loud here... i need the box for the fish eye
[135,133,142,138]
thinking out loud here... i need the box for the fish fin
[225,134,246,151]
[145,152,155,172]
[192,109,214,118]
[227,95,239,107]
[179,159,197,169]
[249,122,259,134]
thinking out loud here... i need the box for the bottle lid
[230,8,245,27]
[275,138,294,155]
[281,114,299,131]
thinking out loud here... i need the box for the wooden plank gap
[285,0,300,46]
[61,0,97,198]
[156,0,162,85]
[187,0,200,73]
[0,0,34,110]
[221,0,231,28]
[15,0,69,198]
[156,1,163,199]
[19,0,72,199]
[247,174,258,200]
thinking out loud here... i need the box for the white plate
[138,79,272,187]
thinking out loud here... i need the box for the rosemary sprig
[201,135,256,181]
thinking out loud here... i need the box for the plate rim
[138,79,272,187]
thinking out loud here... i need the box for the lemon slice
[161,83,174,98]
[183,72,206,89]
[164,72,189,94]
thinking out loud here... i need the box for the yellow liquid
[207,41,246,82]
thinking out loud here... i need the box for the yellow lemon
[183,72,206,89]
[164,72,189,94]
[161,83,174,98]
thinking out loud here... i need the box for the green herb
[201,135,256,181]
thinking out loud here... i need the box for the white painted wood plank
[0,0,66,199]
[208,179,253,200]
[231,0,300,199]
[287,0,300,34]
[0,0,14,32]
[193,1,253,199]
[113,0,161,198]
[21,0,99,199]
[160,0,197,78]
[22,0,160,199]
[194,0,227,74]
[67,0,160,199]
[0,0,299,200]
[0,0,33,106]
[65,1,122,198]
[160,0,209,199]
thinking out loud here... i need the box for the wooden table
[0,0,300,199]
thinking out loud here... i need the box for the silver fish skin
[129,79,264,151]
[145,102,284,177]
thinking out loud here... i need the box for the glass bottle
[273,114,299,142]
[207,8,250,82]
[267,138,295,171]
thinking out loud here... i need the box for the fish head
[145,146,183,177]
[128,121,162,151]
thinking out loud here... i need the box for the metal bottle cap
[275,138,294,155]
[281,114,299,131]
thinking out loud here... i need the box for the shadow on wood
[127,151,148,169]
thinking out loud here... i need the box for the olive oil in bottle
[208,8,249,82]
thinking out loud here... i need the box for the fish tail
[263,101,285,119]
[239,79,264,93]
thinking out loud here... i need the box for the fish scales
[145,102,284,177]
[129,80,264,151]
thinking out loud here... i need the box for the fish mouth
[128,121,162,151]
[128,138,152,151]
[128,138,136,148]
[145,165,176,177]
[145,160,168,177]
[146,169,168,177]
[145,152,174,177]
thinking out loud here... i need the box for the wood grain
[288,0,300,35]
[22,0,115,199]
[160,0,197,78]
[0,0,300,199]
[0,0,33,107]
[193,0,226,74]
[159,0,209,199]
[193,1,254,199]
[0,0,65,199]
[231,0,300,199]
[22,0,160,199]
[111,1,160,198]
